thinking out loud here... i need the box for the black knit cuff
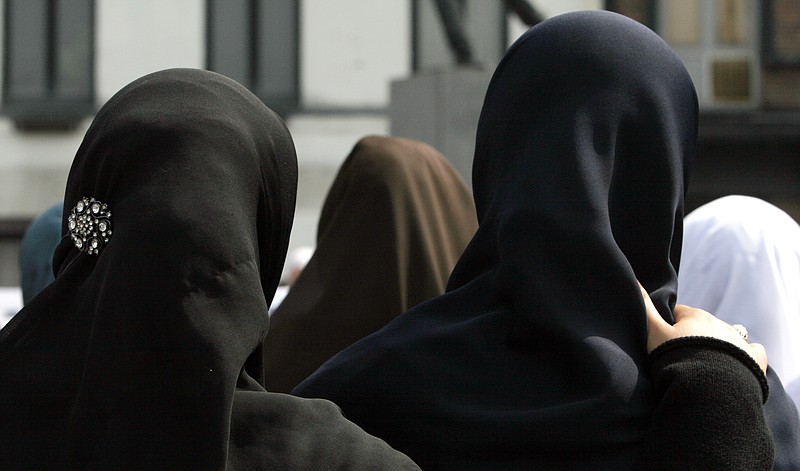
[648,336,769,403]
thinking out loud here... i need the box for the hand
[641,284,768,374]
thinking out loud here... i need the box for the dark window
[206,0,299,117]
[763,0,800,65]
[712,58,751,101]
[648,0,758,109]
[3,0,95,130]
[605,0,656,28]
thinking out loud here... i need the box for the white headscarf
[678,195,800,406]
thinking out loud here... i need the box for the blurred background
[0,0,797,298]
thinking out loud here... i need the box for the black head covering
[0,68,418,470]
[295,11,698,469]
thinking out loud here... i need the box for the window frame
[653,0,761,109]
[762,0,800,66]
[205,0,301,117]
[2,0,96,130]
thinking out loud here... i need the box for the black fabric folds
[0,68,418,470]
[295,11,698,469]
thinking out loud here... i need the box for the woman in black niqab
[0,68,419,470]
[294,11,791,469]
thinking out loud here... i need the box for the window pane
[661,0,701,45]
[6,0,48,100]
[255,0,298,107]
[206,0,299,114]
[55,0,93,99]
[207,0,252,87]
[770,0,800,62]
[712,57,750,102]
[716,0,751,44]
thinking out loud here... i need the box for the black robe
[0,68,419,470]
[294,11,793,469]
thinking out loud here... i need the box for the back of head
[459,10,698,321]
[295,11,699,469]
[1,68,298,469]
[19,202,63,304]
[266,135,476,393]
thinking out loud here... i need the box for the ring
[732,324,749,341]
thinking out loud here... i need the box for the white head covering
[678,195,800,406]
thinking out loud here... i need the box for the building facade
[608,0,800,218]
[0,0,796,288]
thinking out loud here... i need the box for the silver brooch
[68,197,112,255]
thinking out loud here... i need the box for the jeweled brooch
[68,197,112,255]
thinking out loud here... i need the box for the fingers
[640,285,663,324]
[749,343,768,375]
[641,285,769,373]
[640,283,671,353]
[672,304,693,322]
[674,304,769,375]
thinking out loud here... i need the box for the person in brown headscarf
[264,135,478,393]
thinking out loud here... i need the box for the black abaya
[294,11,789,469]
[0,68,418,470]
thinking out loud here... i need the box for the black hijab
[0,68,418,470]
[295,11,697,469]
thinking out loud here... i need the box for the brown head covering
[264,135,477,393]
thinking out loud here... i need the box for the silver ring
[732,324,749,342]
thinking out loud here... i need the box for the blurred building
[0,0,796,288]
[607,0,800,218]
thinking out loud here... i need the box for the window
[656,0,760,108]
[763,0,800,65]
[3,0,95,129]
[206,0,299,117]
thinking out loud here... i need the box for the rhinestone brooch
[68,197,112,255]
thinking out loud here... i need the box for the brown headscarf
[264,135,478,393]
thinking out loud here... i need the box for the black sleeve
[635,336,774,470]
